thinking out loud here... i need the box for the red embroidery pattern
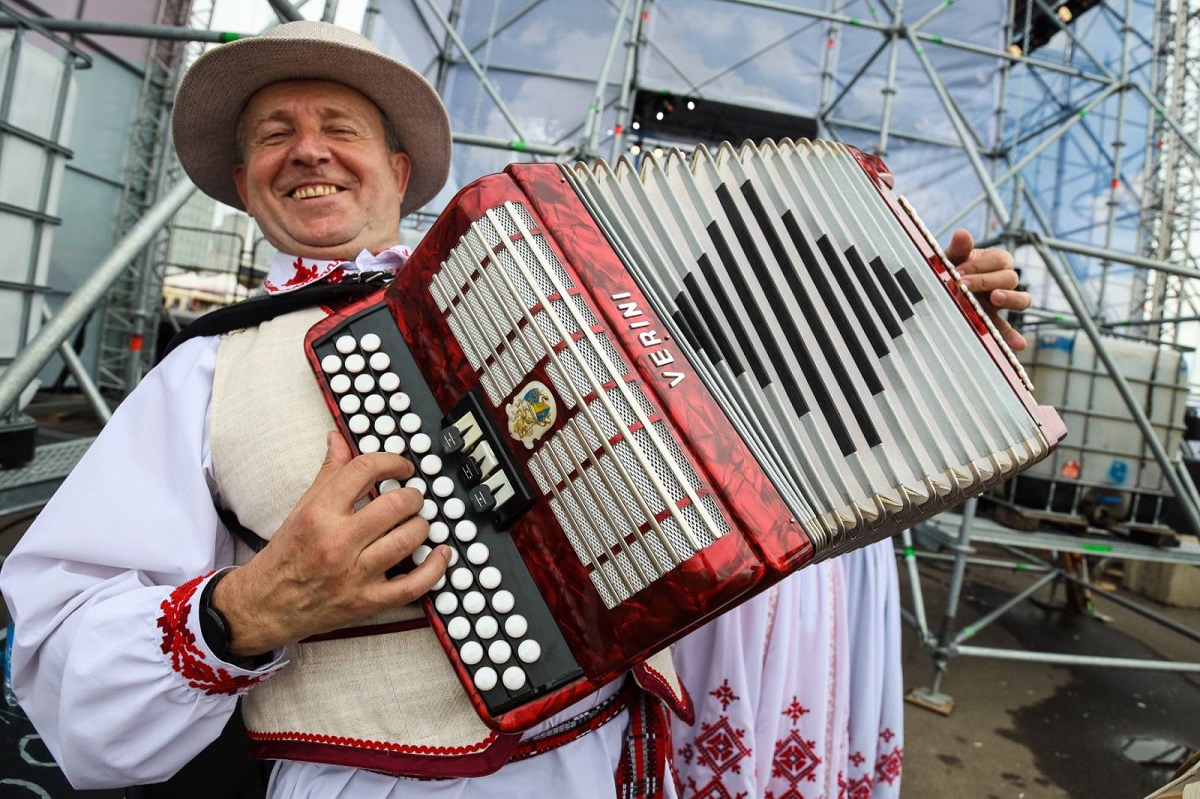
[874,746,903,785]
[879,727,895,743]
[764,696,821,799]
[848,751,865,767]
[783,698,809,722]
[248,728,500,755]
[284,256,321,288]
[845,774,873,799]
[157,572,265,696]
[710,679,738,710]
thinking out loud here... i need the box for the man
[1,19,1031,799]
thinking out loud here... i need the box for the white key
[400,413,422,434]
[466,542,489,565]
[446,616,470,640]
[374,416,397,436]
[448,548,460,567]
[406,477,427,495]
[354,374,375,393]
[379,478,402,493]
[359,333,381,352]
[479,566,502,590]
[410,433,432,454]
[432,574,446,591]
[369,352,391,371]
[339,395,361,414]
[459,640,484,666]
[389,392,411,413]
[443,498,466,520]
[358,435,380,454]
[488,640,512,664]
[474,666,498,691]
[491,589,515,614]
[462,591,486,614]
[321,354,342,373]
[504,614,528,638]
[384,435,406,454]
[454,520,478,542]
[450,567,474,590]
[434,592,458,615]
[419,499,438,520]
[433,476,455,498]
[344,353,366,373]
[329,374,352,394]
[421,454,442,475]
[412,544,432,565]
[363,394,385,415]
[502,666,527,691]
[475,615,499,639]
[517,639,541,663]
[378,372,401,392]
[335,334,356,354]
[428,521,450,543]
[348,414,370,434]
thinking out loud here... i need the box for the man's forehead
[242,79,380,125]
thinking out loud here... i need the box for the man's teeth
[292,185,341,199]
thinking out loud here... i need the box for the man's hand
[212,432,450,657]
[944,229,1032,351]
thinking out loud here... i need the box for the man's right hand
[211,431,451,658]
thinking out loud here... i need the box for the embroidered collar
[262,245,411,294]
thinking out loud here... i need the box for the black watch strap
[198,570,272,670]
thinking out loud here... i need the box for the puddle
[1122,736,1190,768]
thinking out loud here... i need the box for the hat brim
[172,36,451,219]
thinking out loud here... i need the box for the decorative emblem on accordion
[306,138,1067,736]
[506,381,556,449]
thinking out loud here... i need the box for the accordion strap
[615,684,674,799]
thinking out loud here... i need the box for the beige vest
[209,307,688,777]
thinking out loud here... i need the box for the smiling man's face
[233,79,412,260]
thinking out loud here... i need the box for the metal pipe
[953,570,1061,645]
[361,0,380,38]
[875,0,903,156]
[1055,569,1200,645]
[583,0,631,159]
[927,497,978,696]
[433,0,462,95]
[1095,0,1135,314]
[0,179,196,415]
[609,0,645,162]
[955,644,1200,672]
[452,131,570,157]
[0,17,245,42]
[1041,235,1200,280]
[40,306,111,424]
[265,0,304,23]
[903,550,1052,572]
[899,528,930,641]
[818,38,888,121]
[321,0,339,23]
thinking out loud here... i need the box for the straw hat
[172,21,451,218]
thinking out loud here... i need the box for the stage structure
[2,0,1200,710]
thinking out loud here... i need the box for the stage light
[654,147,664,157]
[1007,44,1023,57]
[1057,6,1073,22]
[630,144,640,155]
[656,111,664,120]
[687,100,695,110]
[632,121,640,130]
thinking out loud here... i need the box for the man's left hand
[944,229,1031,351]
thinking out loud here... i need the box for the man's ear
[391,152,412,201]
[232,164,253,216]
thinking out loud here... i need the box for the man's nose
[289,128,331,165]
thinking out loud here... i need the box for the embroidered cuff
[156,570,284,696]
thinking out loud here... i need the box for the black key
[440,425,466,453]
[469,484,497,513]
[460,458,484,485]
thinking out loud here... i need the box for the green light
[510,140,527,152]
[219,32,241,43]
[1081,543,1113,553]
[904,547,915,558]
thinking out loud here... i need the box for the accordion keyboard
[312,303,584,716]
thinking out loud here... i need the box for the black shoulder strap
[159,281,382,363]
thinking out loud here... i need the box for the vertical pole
[433,0,463,96]
[609,0,646,162]
[583,0,632,160]
[1095,0,1134,315]
[361,0,381,38]
[876,0,903,156]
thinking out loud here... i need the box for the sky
[209,0,367,37]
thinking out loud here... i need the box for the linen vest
[209,306,689,778]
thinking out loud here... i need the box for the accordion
[305,138,1066,733]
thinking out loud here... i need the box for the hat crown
[259,20,377,51]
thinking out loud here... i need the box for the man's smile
[289,184,344,199]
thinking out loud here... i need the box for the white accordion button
[378,478,402,493]
[447,548,460,567]
[421,454,442,476]
[433,476,455,498]
[321,354,342,373]
[344,353,366,373]
[419,499,438,520]
[446,616,470,640]
[354,374,374,393]
[504,614,528,638]
[475,615,499,639]
[462,591,485,614]
[406,477,427,495]
[348,414,370,434]
[459,640,483,666]
[335,335,357,354]
[374,416,397,436]
[479,566,502,590]
[358,435,380,454]
[488,640,512,664]
[517,639,541,664]
[384,435,405,454]
[432,574,446,591]
[473,666,498,692]
[412,544,431,565]
[434,591,457,615]
[502,666,526,691]
[363,394,385,415]
[389,392,411,413]
[369,352,391,371]
[359,333,381,352]
[491,589,515,614]
[378,372,401,392]
[450,567,474,590]
[443,498,466,520]
[466,543,489,566]
[400,413,422,434]
[339,394,361,414]
[428,521,450,543]
[410,433,432,455]
[329,374,352,394]
[454,520,477,542]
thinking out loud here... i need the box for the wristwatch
[198,570,240,664]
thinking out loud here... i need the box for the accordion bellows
[307,138,1066,733]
